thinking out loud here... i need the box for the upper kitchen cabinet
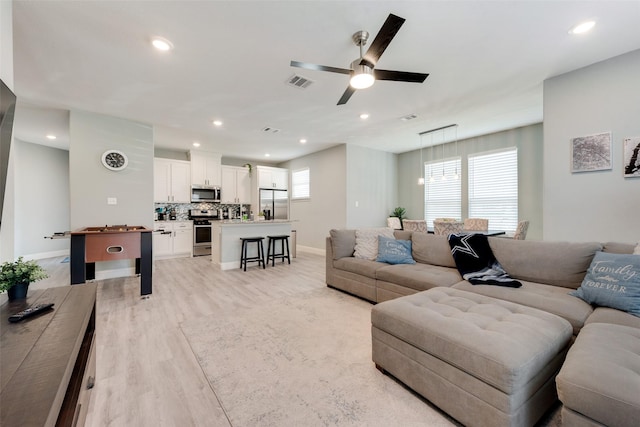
[189,151,222,187]
[256,165,288,190]
[154,158,191,203]
[221,166,251,204]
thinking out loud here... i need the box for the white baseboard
[297,245,325,256]
[23,250,69,261]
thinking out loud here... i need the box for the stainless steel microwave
[191,185,221,203]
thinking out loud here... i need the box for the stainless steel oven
[190,209,218,256]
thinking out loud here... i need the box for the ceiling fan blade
[290,60,351,75]
[374,69,429,83]
[361,14,405,67]
[337,86,357,105]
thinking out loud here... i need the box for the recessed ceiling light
[192,142,200,147]
[46,134,57,140]
[299,139,307,144]
[151,36,173,51]
[360,113,369,120]
[569,20,596,35]
[212,120,223,127]
[265,153,271,157]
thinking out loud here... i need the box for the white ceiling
[10,1,640,161]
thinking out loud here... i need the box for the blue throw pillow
[570,251,640,317]
[376,236,415,265]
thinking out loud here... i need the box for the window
[424,158,461,227]
[291,167,310,199]
[468,148,518,232]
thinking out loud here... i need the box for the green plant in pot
[0,257,48,301]
[390,207,406,229]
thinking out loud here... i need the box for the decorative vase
[7,282,29,300]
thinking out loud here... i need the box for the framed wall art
[623,136,640,178]
[571,132,612,173]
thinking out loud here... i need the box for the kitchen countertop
[216,219,295,225]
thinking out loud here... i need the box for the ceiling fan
[290,13,429,105]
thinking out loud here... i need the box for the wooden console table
[70,225,152,295]
[1,284,97,427]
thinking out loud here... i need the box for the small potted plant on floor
[0,257,48,301]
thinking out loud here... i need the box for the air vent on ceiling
[400,113,418,121]
[262,127,281,134]
[286,74,314,89]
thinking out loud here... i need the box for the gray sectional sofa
[325,229,640,427]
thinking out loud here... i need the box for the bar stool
[266,235,291,266]
[239,237,265,271]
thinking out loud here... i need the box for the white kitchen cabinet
[256,165,288,190]
[154,159,191,203]
[153,221,193,259]
[189,151,221,186]
[221,166,251,204]
[172,222,193,255]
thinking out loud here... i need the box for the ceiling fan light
[350,65,375,89]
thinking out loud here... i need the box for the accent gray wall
[346,145,398,229]
[397,124,543,240]
[543,49,640,243]
[14,140,69,257]
[0,0,14,262]
[281,145,347,250]
[70,110,154,274]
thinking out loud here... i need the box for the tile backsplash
[155,202,251,220]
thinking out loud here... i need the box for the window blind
[424,158,461,227]
[468,148,518,232]
[291,168,310,199]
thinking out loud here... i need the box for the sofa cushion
[354,228,395,260]
[393,230,412,240]
[488,238,602,289]
[570,251,640,317]
[556,323,640,427]
[376,263,462,292]
[603,241,636,254]
[376,236,415,265]
[372,287,572,394]
[411,232,456,268]
[329,229,355,260]
[452,280,593,335]
[332,257,388,279]
[586,307,640,329]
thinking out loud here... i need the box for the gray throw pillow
[330,229,356,260]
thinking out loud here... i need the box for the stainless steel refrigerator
[259,189,288,220]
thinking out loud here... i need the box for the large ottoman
[371,287,573,427]
[556,322,640,427]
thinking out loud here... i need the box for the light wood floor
[34,251,328,427]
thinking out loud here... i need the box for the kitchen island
[212,220,293,270]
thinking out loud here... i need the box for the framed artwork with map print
[571,132,612,173]
[623,136,640,178]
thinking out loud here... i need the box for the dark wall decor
[623,136,640,178]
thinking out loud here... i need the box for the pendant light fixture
[441,141,447,181]
[453,125,459,180]
[418,133,425,185]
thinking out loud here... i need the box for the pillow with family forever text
[376,236,416,265]
[570,251,640,317]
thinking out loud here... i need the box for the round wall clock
[101,149,128,171]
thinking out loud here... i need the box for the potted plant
[390,207,406,229]
[0,257,48,300]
